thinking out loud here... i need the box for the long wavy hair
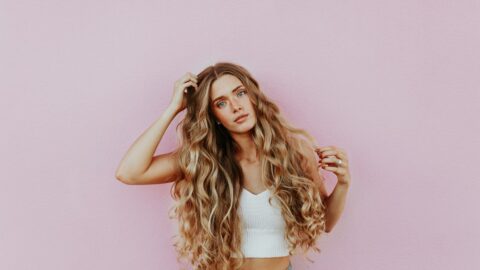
[168,62,327,270]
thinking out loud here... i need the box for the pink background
[1,1,479,269]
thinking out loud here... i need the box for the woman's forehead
[210,75,244,98]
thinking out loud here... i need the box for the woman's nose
[232,100,243,111]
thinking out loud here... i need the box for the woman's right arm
[115,72,198,185]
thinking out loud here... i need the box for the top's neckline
[242,187,269,196]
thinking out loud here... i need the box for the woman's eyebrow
[211,85,244,103]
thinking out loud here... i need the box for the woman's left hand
[315,146,351,186]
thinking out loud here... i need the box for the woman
[115,62,351,270]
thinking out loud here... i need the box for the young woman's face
[210,74,256,133]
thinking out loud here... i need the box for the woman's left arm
[315,145,351,233]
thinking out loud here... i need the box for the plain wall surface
[1,1,479,269]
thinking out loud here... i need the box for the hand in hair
[316,146,351,186]
[169,72,199,113]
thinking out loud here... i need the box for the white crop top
[233,187,290,258]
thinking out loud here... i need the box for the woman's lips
[234,114,249,123]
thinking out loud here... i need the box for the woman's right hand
[169,72,198,113]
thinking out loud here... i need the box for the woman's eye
[238,90,247,96]
[216,90,246,108]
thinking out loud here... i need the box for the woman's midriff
[233,256,290,270]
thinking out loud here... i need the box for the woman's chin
[228,120,256,133]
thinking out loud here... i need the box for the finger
[181,73,197,84]
[318,150,337,158]
[187,72,197,80]
[187,75,198,83]
[314,147,325,155]
[320,164,338,171]
[319,157,346,167]
[336,149,348,158]
[321,165,347,176]
[319,157,338,164]
[319,153,348,167]
[183,81,198,88]
[315,146,334,154]
[336,152,348,161]
[182,81,198,93]
[332,147,348,160]
[315,147,348,161]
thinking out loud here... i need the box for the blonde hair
[168,62,327,270]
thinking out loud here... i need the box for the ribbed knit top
[233,187,290,258]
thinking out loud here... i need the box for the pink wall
[2,1,479,269]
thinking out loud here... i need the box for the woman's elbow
[115,172,135,185]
